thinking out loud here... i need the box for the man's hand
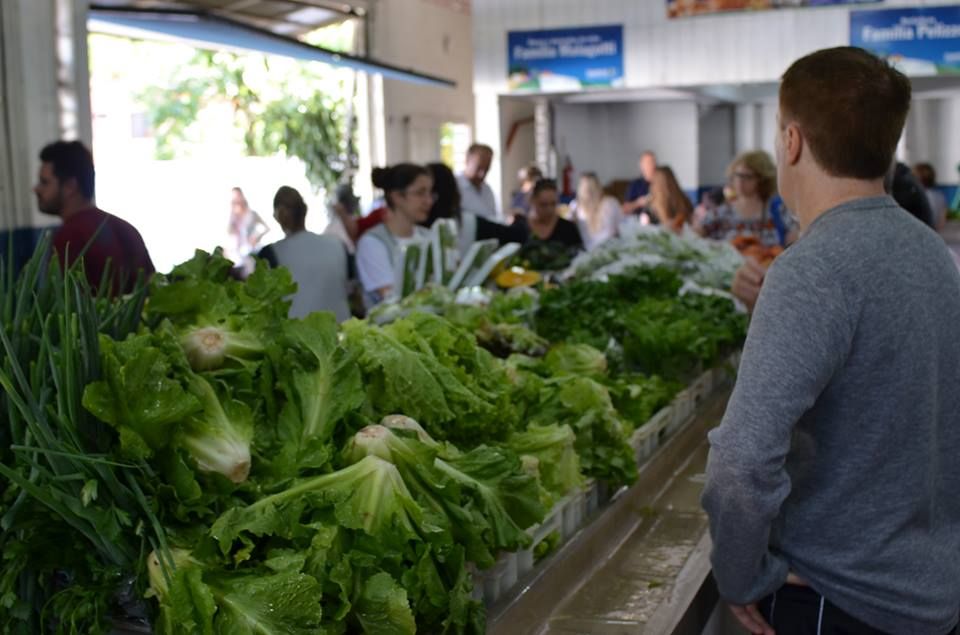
[729,603,775,635]
[622,195,651,216]
[786,572,808,586]
[731,257,769,312]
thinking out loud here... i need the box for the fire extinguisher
[561,156,574,198]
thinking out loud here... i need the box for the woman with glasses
[696,151,797,247]
[519,178,584,249]
[356,163,433,308]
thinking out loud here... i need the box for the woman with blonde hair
[572,172,621,249]
[696,150,796,246]
[649,166,693,234]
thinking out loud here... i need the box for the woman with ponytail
[356,163,433,307]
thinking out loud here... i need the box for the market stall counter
[487,379,732,635]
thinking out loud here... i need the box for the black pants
[757,585,888,635]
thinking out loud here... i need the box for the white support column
[0,0,91,234]
[533,98,551,176]
[1,0,59,232]
[56,0,93,147]
[734,103,763,156]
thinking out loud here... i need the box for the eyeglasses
[732,171,759,182]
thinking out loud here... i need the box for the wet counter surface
[488,389,729,635]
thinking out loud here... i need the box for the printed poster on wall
[667,0,878,19]
[851,6,960,76]
[507,25,624,92]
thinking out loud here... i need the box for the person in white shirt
[257,186,352,321]
[456,143,499,220]
[356,164,433,308]
[572,172,621,250]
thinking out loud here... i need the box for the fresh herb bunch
[0,236,168,634]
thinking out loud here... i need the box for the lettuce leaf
[82,332,201,460]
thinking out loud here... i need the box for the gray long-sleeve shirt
[702,196,960,634]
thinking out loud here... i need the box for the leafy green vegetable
[82,332,201,459]
[435,445,546,550]
[149,549,327,635]
[535,266,682,353]
[147,249,296,328]
[354,572,416,635]
[507,424,582,500]
[606,374,680,431]
[511,240,578,272]
[0,234,167,633]
[211,456,430,552]
[621,294,746,378]
[180,323,265,371]
[535,266,744,380]
[342,315,515,448]
[179,374,253,484]
[344,425,541,567]
[543,343,608,379]
[256,313,365,480]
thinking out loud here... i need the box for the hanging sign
[850,5,960,76]
[507,25,624,92]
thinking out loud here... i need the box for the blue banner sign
[851,6,960,76]
[507,25,624,92]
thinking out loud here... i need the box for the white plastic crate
[665,389,694,438]
[630,420,658,466]
[561,490,586,540]
[517,504,564,577]
[631,405,671,466]
[479,551,521,606]
[583,479,599,517]
[690,371,712,407]
[480,557,508,604]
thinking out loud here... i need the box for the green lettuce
[354,572,417,635]
[344,424,543,567]
[256,313,366,479]
[179,374,253,484]
[543,343,608,379]
[507,424,582,500]
[82,332,201,460]
[148,549,327,635]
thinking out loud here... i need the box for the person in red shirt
[34,141,154,295]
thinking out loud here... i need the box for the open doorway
[87,20,362,273]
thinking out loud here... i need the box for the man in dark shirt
[34,141,154,295]
[622,150,657,216]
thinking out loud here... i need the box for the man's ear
[785,122,803,167]
[61,176,79,198]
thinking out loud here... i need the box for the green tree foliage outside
[135,24,357,193]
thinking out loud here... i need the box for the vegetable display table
[487,387,730,634]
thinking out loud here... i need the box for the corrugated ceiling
[90,0,370,37]
[88,1,456,86]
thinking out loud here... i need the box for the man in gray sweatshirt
[702,47,960,635]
